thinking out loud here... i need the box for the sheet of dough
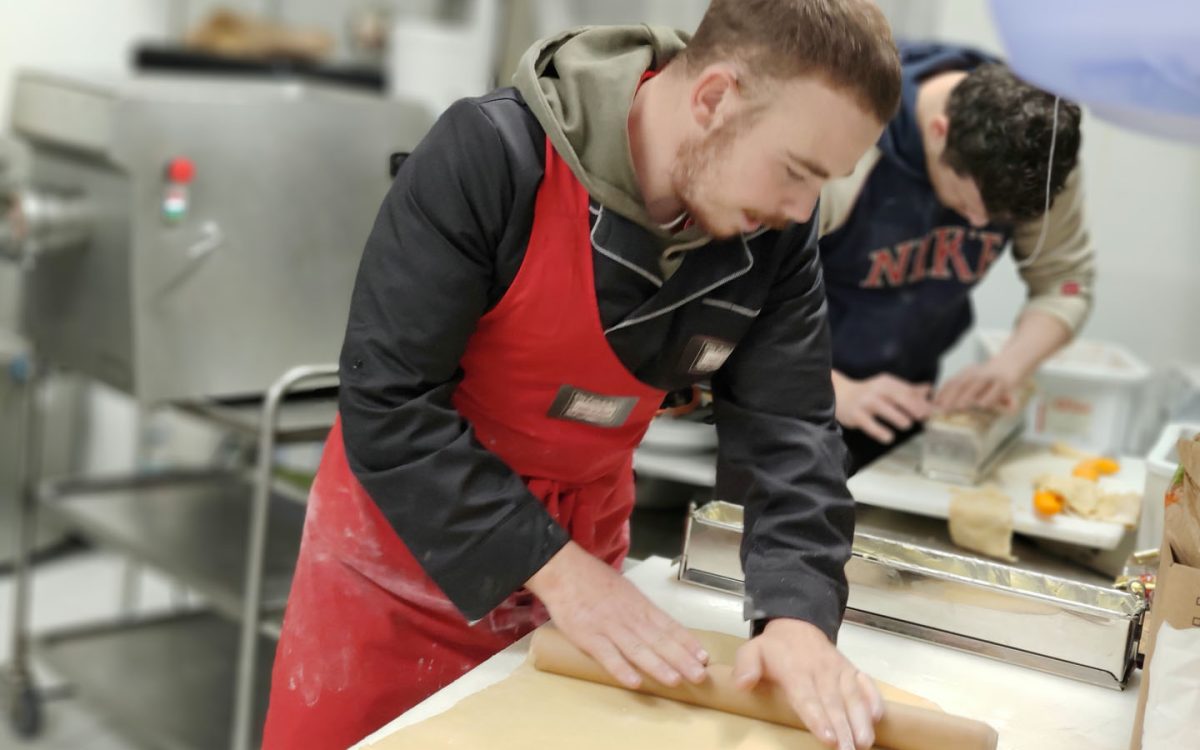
[948,485,1017,561]
[367,630,938,750]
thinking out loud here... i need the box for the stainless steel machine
[0,70,431,750]
[1,69,430,402]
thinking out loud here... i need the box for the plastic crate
[1142,422,1200,550]
[975,330,1151,454]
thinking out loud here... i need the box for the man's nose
[782,190,819,224]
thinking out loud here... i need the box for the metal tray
[678,501,1145,689]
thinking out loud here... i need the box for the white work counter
[355,556,1139,750]
[634,443,1145,551]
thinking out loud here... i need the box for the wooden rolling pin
[531,626,998,750]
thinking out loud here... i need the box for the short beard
[669,109,754,237]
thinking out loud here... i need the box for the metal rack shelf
[6,363,338,749]
[42,471,305,629]
[37,612,273,750]
[176,387,339,443]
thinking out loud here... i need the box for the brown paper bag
[1130,435,1200,749]
[1163,437,1200,567]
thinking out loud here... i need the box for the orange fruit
[1034,489,1065,516]
[1072,461,1101,481]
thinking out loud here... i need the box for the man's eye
[785,166,806,182]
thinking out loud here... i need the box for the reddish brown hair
[678,0,901,123]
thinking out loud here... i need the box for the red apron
[262,139,666,750]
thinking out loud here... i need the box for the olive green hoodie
[513,25,707,247]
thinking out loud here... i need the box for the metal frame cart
[4,361,339,750]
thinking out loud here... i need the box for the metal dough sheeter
[0,69,429,401]
[679,501,1146,690]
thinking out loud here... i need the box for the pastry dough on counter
[1034,474,1141,526]
[367,630,943,750]
[948,486,1017,562]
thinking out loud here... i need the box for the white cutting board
[848,436,1145,550]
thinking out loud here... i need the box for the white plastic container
[1160,363,1200,422]
[1141,421,1200,550]
[975,330,1152,455]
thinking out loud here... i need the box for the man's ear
[689,63,740,132]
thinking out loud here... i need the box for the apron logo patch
[681,336,735,375]
[547,385,638,428]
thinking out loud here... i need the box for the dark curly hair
[942,63,1082,222]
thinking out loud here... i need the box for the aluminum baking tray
[678,501,1145,689]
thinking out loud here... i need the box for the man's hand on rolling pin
[735,619,884,750]
[832,370,932,444]
[933,359,1019,413]
[526,540,710,690]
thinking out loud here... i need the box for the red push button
[166,157,195,184]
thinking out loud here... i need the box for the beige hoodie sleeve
[1010,167,1095,334]
[819,148,881,238]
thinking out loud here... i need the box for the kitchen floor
[0,542,171,750]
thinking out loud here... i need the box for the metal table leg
[4,356,44,738]
[231,364,337,750]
